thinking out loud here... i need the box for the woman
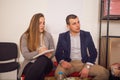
[18,13,55,80]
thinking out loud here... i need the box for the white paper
[33,49,54,59]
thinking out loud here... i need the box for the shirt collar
[70,32,80,37]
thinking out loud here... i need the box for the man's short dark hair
[66,14,77,25]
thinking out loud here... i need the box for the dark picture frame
[102,0,120,20]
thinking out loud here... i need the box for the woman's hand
[38,46,53,58]
[38,46,48,53]
[44,52,53,58]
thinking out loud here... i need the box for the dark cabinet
[99,36,120,68]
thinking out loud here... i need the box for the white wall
[2,0,120,63]
[0,0,120,79]
[0,0,111,79]
[1,0,120,56]
[0,0,100,62]
[0,1,99,44]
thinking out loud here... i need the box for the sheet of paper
[33,49,54,59]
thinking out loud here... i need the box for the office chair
[0,42,19,80]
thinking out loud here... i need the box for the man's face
[67,17,80,34]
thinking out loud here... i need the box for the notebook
[33,49,54,59]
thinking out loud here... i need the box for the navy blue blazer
[55,30,97,64]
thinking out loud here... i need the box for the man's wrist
[86,62,94,66]
[85,64,92,69]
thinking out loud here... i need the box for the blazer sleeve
[86,32,97,63]
[55,34,64,63]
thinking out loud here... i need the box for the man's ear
[65,25,69,31]
[66,25,69,29]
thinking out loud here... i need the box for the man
[55,14,109,80]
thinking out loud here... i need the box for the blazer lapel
[65,32,71,56]
[80,31,85,58]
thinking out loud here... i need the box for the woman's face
[39,17,45,33]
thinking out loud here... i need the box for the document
[33,49,54,59]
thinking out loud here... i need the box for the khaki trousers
[55,60,109,80]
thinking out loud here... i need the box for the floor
[45,77,81,80]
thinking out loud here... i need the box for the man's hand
[79,67,89,78]
[60,61,72,69]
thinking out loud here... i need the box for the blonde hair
[20,13,45,52]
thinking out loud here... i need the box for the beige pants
[55,60,109,80]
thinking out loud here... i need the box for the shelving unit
[99,0,120,68]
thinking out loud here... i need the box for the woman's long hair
[20,13,45,52]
